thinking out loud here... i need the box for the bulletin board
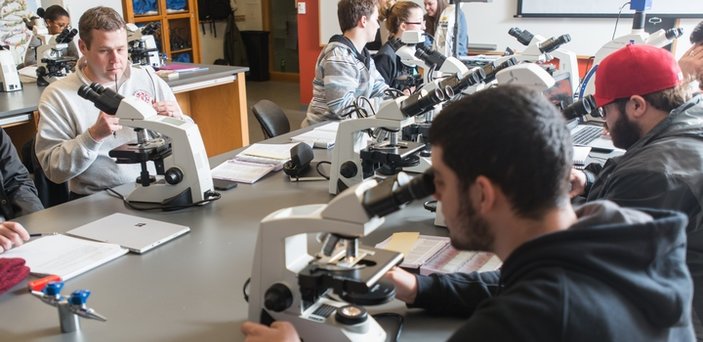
[516,0,703,18]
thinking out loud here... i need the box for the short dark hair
[691,21,703,44]
[429,85,573,219]
[78,6,126,49]
[43,5,70,21]
[338,0,377,33]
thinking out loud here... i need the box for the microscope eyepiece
[362,169,435,218]
[482,57,517,83]
[77,83,124,115]
[508,27,534,46]
[414,43,447,70]
[539,34,571,53]
[400,88,445,118]
[562,94,598,120]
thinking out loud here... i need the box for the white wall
[41,0,123,29]
[465,0,698,60]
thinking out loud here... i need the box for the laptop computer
[544,73,617,152]
[67,213,191,254]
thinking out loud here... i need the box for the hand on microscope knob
[153,101,183,120]
[88,112,122,141]
[241,320,299,342]
[384,266,418,304]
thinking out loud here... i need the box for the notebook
[66,213,190,254]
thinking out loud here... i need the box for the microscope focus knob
[335,304,368,325]
[264,283,293,312]
[340,161,358,179]
[164,167,184,185]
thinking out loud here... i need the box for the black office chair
[252,99,291,139]
[21,138,69,208]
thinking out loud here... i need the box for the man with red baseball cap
[570,43,703,339]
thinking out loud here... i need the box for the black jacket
[373,41,419,91]
[584,95,703,323]
[0,129,42,219]
[413,201,694,341]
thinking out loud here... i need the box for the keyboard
[572,125,603,146]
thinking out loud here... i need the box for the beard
[609,110,641,150]
[449,194,494,252]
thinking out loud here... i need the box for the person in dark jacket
[0,128,43,253]
[241,85,695,341]
[570,44,703,339]
[373,1,423,91]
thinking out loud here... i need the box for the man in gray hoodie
[302,0,389,127]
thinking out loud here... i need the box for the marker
[28,274,62,292]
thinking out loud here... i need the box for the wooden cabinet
[122,0,201,63]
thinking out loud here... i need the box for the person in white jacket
[35,6,185,197]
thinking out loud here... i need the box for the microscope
[249,169,435,342]
[77,83,216,207]
[578,0,684,99]
[35,27,79,87]
[127,22,162,68]
[0,45,21,92]
[503,27,579,96]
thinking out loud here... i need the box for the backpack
[198,0,232,21]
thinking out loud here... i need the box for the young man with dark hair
[242,85,695,341]
[35,6,185,197]
[570,44,703,339]
[302,0,389,127]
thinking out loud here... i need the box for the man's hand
[88,112,122,141]
[153,101,183,120]
[384,266,418,304]
[679,44,703,85]
[569,168,587,198]
[0,221,30,253]
[241,321,300,342]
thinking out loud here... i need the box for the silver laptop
[67,213,190,254]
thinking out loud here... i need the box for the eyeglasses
[404,20,425,25]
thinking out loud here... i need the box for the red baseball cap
[594,44,683,107]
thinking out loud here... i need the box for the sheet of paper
[291,122,339,149]
[211,160,276,184]
[1,234,127,280]
[573,145,592,167]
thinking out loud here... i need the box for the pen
[29,232,58,238]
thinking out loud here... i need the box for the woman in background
[23,5,79,67]
[424,0,468,56]
[373,1,424,92]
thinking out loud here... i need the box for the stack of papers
[377,233,502,275]
[291,122,339,149]
[211,142,300,183]
[2,234,127,280]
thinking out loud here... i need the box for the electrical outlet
[297,2,306,14]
